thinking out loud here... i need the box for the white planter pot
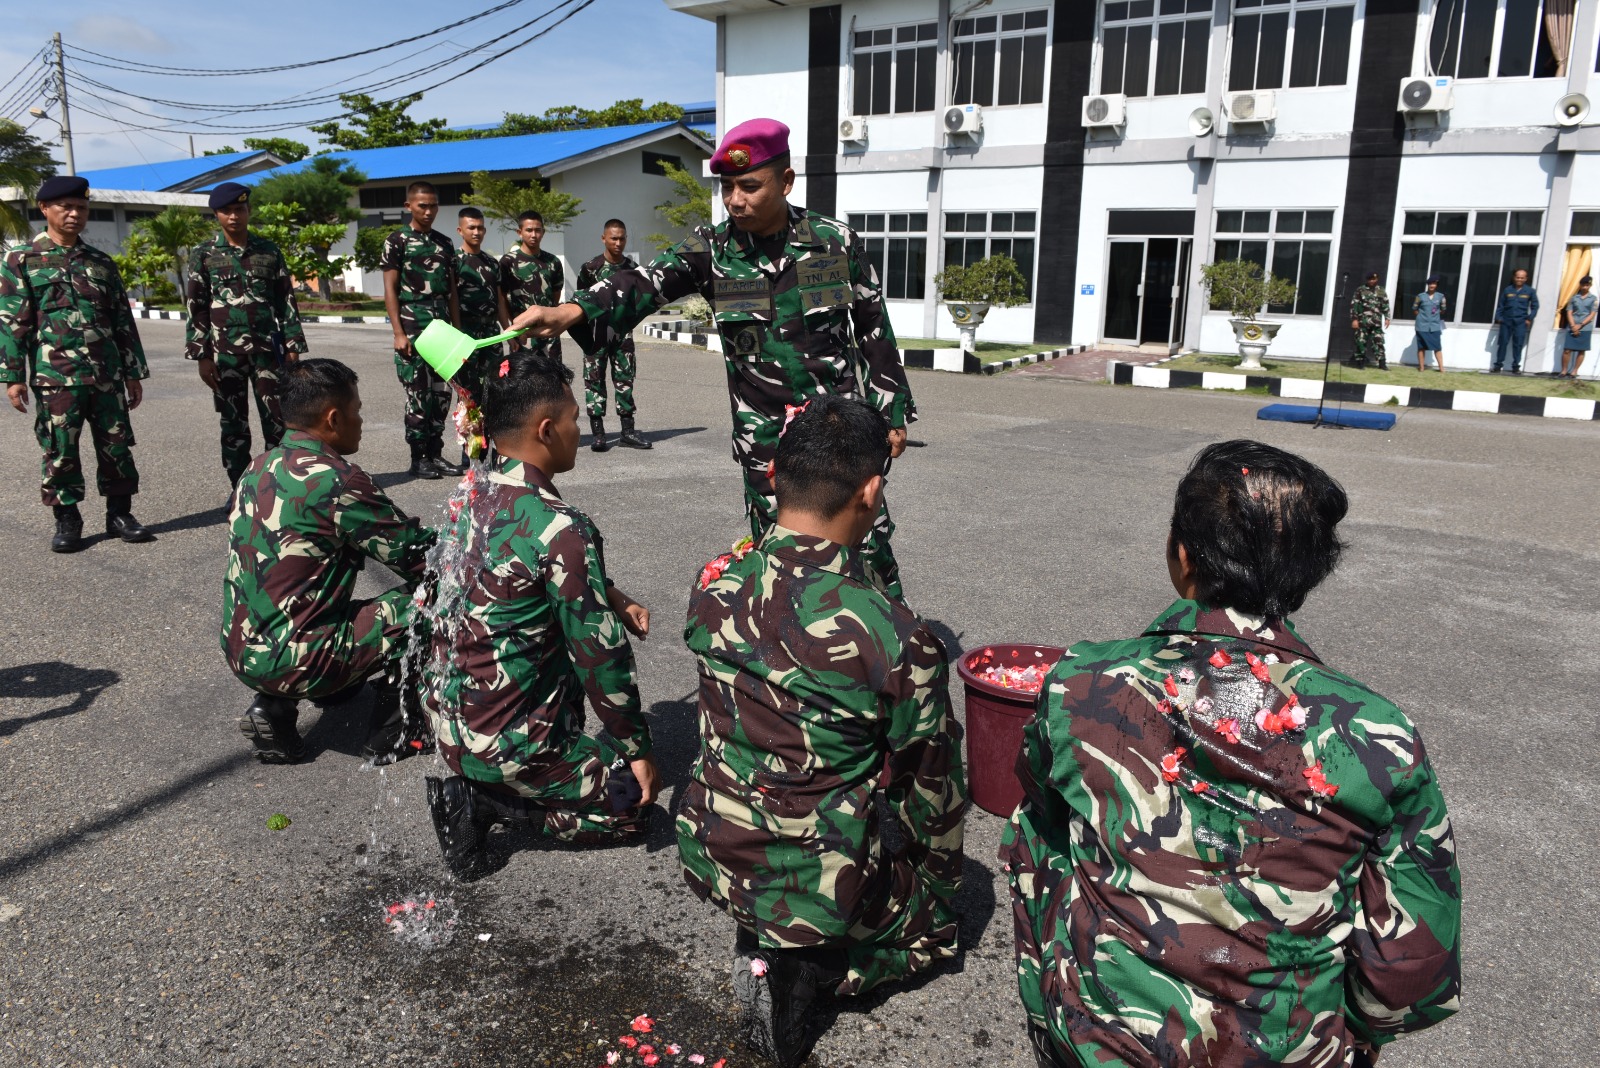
[1229,317,1283,370]
[945,301,991,355]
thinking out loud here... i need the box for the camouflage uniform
[422,458,652,842]
[379,227,457,450]
[571,206,915,599]
[679,526,967,995]
[221,429,435,699]
[500,246,564,362]
[1003,599,1461,1068]
[1350,283,1390,368]
[456,247,503,398]
[184,234,308,483]
[575,253,639,418]
[0,232,148,506]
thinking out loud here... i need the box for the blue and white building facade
[670,0,1600,371]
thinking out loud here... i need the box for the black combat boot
[733,927,833,1068]
[362,674,433,765]
[617,417,652,450]
[425,775,492,881]
[430,442,464,476]
[590,416,611,452]
[238,692,305,763]
[50,504,84,553]
[408,445,442,480]
[105,495,153,543]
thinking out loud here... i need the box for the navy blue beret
[37,175,89,201]
[209,182,250,210]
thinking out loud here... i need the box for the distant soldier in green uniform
[512,118,914,601]
[1349,270,1391,368]
[381,180,461,480]
[185,182,308,488]
[500,210,564,363]
[454,206,505,400]
[574,218,650,452]
[0,175,154,552]
[679,396,966,1067]
[1004,440,1462,1068]
[221,358,437,765]
[423,351,658,881]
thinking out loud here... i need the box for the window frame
[1225,0,1356,92]
[1429,0,1569,82]
[849,21,940,117]
[1394,207,1545,325]
[1210,206,1338,318]
[1098,0,1215,99]
[847,212,930,301]
[941,209,1040,303]
[950,8,1053,109]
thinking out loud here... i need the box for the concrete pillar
[1182,0,1232,351]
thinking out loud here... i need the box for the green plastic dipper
[413,320,525,380]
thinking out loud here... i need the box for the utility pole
[52,32,75,176]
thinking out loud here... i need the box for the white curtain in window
[1545,0,1575,76]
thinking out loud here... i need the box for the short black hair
[517,210,544,226]
[1169,440,1349,618]
[603,218,626,231]
[280,358,359,428]
[406,180,438,200]
[458,206,485,220]
[483,351,574,441]
[773,396,890,519]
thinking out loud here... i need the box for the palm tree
[0,119,58,240]
[136,206,214,295]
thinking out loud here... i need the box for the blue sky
[0,0,715,172]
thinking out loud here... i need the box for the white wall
[936,164,1043,343]
[724,9,812,153]
[1074,161,1197,348]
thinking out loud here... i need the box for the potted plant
[933,254,1030,353]
[1199,259,1297,369]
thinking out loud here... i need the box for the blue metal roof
[77,150,274,192]
[208,122,693,190]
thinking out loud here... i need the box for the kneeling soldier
[423,352,658,881]
[221,359,436,764]
[678,395,967,1067]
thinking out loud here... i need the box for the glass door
[1104,240,1146,344]
[1169,238,1192,352]
[1140,238,1180,345]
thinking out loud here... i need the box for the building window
[1396,210,1542,323]
[1212,208,1334,315]
[123,209,162,222]
[643,150,684,176]
[1571,210,1600,236]
[1432,0,1570,80]
[852,23,938,115]
[358,182,472,210]
[943,211,1037,299]
[1101,0,1212,98]
[1228,0,1354,90]
[952,10,1050,107]
[849,212,928,299]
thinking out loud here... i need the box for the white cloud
[71,15,172,53]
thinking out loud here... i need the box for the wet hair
[406,181,438,200]
[458,207,485,221]
[280,358,359,428]
[517,210,544,226]
[603,218,626,232]
[773,396,890,519]
[1169,439,1348,618]
[483,351,574,441]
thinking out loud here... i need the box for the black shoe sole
[734,949,780,1062]
[409,465,442,480]
[425,776,490,881]
[50,538,84,553]
[106,523,154,543]
[618,439,653,450]
[239,710,305,764]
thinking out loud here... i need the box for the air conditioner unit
[1398,75,1454,114]
[838,116,869,144]
[943,103,983,135]
[1081,93,1127,129]
[1224,89,1276,125]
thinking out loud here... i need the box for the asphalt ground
[1,320,1596,1068]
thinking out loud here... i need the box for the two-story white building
[669,0,1600,372]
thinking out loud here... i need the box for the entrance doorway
[1103,237,1192,350]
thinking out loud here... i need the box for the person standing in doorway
[1412,274,1447,373]
[1349,271,1390,369]
[1560,274,1596,379]
[1492,268,1538,374]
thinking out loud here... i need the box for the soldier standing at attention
[1004,440,1461,1068]
[500,210,564,362]
[574,218,650,452]
[1349,270,1391,369]
[0,175,154,552]
[678,397,966,1067]
[423,351,657,881]
[511,119,915,601]
[380,180,462,480]
[454,206,506,400]
[223,358,437,766]
[1492,267,1539,374]
[185,182,308,490]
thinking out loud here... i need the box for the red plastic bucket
[957,644,1064,818]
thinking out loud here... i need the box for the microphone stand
[1313,272,1350,429]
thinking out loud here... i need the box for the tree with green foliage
[133,205,214,295]
[353,222,405,273]
[462,170,582,236]
[253,157,366,299]
[206,138,309,160]
[933,254,1030,307]
[647,160,712,251]
[497,99,684,137]
[308,92,467,151]
[0,119,58,240]
[251,202,355,302]
[113,229,178,304]
[1200,258,1296,320]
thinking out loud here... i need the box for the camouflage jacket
[1002,599,1461,1067]
[422,458,651,762]
[678,526,967,945]
[569,206,915,433]
[183,234,307,362]
[380,227,456,335]
[576,253,637,292]
[221,429,435,669]
[456,248,502,329]
[0,232,148,387]
[499,247,565,317]
[1351,285,1390,327]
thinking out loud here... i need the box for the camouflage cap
[710,118,790,175]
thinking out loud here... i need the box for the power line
[0,48,47,102]
[1,71,53,120]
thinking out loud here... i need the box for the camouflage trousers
[678,779,961,996]
[521,335,563,363]
[429,699,643,844]
[460,313,503,403]
[213,354,285,484]
[1353,325,1387,365]
[394,348,453,450]
[583,337,637,418]
[31,380,139,506]
[226,587,415,701]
